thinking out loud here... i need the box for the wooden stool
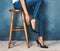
[8,9,29,48]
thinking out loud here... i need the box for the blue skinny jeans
[13,0,45,36]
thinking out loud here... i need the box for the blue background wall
[0,0,60,41]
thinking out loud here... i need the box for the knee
[13,1,22,9]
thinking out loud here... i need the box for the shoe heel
[36,39,40,46]
[37,44,40,46]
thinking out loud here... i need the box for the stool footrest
[13,26,24,29]
[12,29,24,31]
[12,26,24,31]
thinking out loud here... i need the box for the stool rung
[12,26,24,31]
[12,29,24,31]
[13,26,24,29]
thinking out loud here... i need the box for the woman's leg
[13,0,42,10]
[13,0,43,30]
[26,0,43,30]
[39,14,45,36]
[38,14,45,46]
[37,14,48,48]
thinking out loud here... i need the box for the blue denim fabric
[38,14,45,36]
[13,0,45,36]
[13,0,43,19]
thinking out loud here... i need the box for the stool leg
[21,11,29,48]
[8,12,14,48]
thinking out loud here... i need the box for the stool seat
[9,9,23,12]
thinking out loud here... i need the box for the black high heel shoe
[36,39,48,48]
[26,21,39,34]
[30,22,39,34]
